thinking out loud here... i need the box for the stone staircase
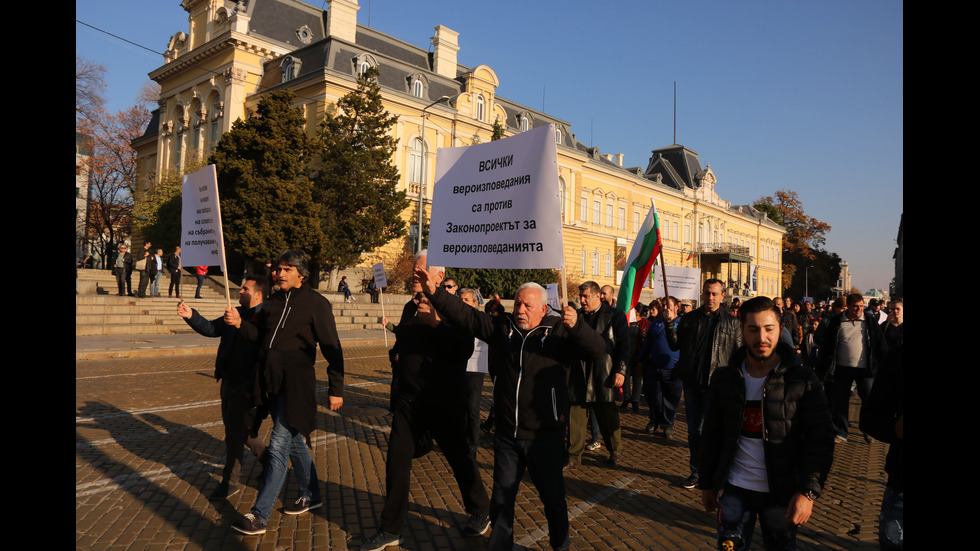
[75,269,404,336]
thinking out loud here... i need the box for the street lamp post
[805,265,812,300]
[417,96,451,253]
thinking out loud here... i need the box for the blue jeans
[489,433,568,551]
[250,396,320,522]
[717,484,797,551]
[645,367,682,429]
[879,487,903,550]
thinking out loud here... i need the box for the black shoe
[562,459,580,471]
[462,513,490,536]
[682,473,699,489]
[283,496,322,515]
[207,481,239,500]
[362,531,401,551]
[644,421,657,434]
[663,427,674,440]
[232,513,266,535]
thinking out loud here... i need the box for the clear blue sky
[77,0,903,294]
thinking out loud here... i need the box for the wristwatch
[802,490,818,501]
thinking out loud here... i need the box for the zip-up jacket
[238,283,344,442]
[664,304,743,388]
[429,287,606,440]
[817,312,885,379]
[699,342,835,506]
[184,303,262,381]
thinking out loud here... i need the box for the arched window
[476,95,485,122]
[209,97,221,151]
[414,80,424,98]
[556,127,562,144]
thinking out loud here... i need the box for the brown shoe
[562,460,579,471]
[608,453,623,466]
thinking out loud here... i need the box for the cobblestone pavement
[76,345,886,550]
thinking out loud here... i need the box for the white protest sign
[180,164,226,272]
[427,124,563,269]
[372,262,388,288]
[652,266,702,301]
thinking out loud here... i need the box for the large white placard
[651,266,702,301]
[180,164,226,272]
[427,124,563,269]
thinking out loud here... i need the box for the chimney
[326,0,359,43]
[614,153,624,166]
[432,25,459,78]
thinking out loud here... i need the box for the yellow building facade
[135,0,785,300]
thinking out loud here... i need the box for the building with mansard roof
[133,0,786,300]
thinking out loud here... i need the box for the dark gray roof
[643,144,704,190]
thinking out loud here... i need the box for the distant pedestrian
[195,266,207,299]
[136,240,152,298]
[112,244,133,296]
[150,249,163,297]
[167,246,182,298]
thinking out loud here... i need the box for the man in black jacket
[416,268,605,551]
[178,275,268,500]
[224,250,345,536]
[664,278,743,489]
[700,297,834,551]
[362,251,489,551]
[860,342,903,550]
[167,246,182,298]
[567,281,628,468]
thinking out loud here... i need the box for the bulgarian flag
[617,199,663,315]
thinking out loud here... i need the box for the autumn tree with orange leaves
[754,190,840,300]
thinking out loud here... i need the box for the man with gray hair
[363,250,490,551]
[418,270,606,551]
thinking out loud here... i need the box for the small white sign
[180,165,225,272]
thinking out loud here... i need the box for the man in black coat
[566,281,628,468]
[167,246,182,298]
[362,250,489,551]
[224,249,344,536]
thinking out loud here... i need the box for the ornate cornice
[149,33,284,83]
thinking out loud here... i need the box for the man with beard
[699,297,834,551]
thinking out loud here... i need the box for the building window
[606,204,613,227]
[673,221,679,242]
[605,254,612,277]
[581,249,587,274]
[618,207,626,230]
[521,117,529,132]
[581,197,588,221]
[409,138,424,183]
[476,95,485,122]
[281,56,302,82]
[558,177,566,217]
[634,212,640,233]
[556,127,562,144]
[593,201,600,224]
[414,80,424,98]
[592,251,599,275]
[209,98,221,151]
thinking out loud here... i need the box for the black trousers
[381,395,489,534]
[219,378,267,484]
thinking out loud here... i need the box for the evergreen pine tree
[313,67,410,271]
[209,90,323,263]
